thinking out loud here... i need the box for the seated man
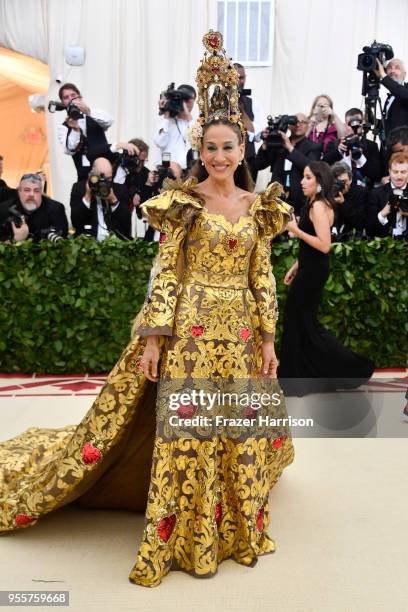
[0,173,68,242]
[253,113,321,214]
[70,158,131,240]
[323,108,381,188]
[366,152,408,239]
[331,162,368,239]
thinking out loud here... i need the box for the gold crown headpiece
[188,30,245,150]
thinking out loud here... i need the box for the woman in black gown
[278,161,374,396]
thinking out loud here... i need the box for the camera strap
[65,126,86,154]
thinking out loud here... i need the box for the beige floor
[0,385,407,612]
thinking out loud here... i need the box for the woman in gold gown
[0,31,295,587]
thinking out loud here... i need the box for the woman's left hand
[286,215,299,235]
[260,341,278,378]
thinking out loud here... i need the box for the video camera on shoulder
[357,41,393,74]
[389,187,408,212]
[88,172,112,199]
[48,99,83,120]
[262,114,298,148]
[159,83,191,118]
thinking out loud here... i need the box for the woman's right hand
[140,336,160,382]
[284,262,298,285]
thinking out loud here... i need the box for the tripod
[362,71,387,146]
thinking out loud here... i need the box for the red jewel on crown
[256,506,264,532]
[157,514,177,542]
[159,232,168,244]
[82,442,102,465]
[191,324,205,338]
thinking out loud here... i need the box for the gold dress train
[0,180,295,587]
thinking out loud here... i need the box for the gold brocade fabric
[0,181,295,588]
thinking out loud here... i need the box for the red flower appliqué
[176,403,196,418]
[191,324,205,338]
[256,506,264,532]
[159,232,168,244]
[82,442,102,465]
[240,327,251,342]
[215,502,222,527]
[244,405,257,417]
[272,435,287,450]
[15,514,36,527]
[228,238,238,250]
[157,514,177,542]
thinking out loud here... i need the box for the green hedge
[0,236,406,373]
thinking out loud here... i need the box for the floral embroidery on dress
[239,327,251,342]
[15,514,37,526]
[191,324,205,338]
[255,506,264,532]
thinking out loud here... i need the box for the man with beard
[0,173,68,242]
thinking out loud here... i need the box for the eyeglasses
[20,173,42,181]
[297,120,309,125]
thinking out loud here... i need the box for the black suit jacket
[381,76,408,133]
[64,116,109,180]
[0,195,68,241]
[254,137,321,214]
[334,184,368,234]
[70,180,131,239]
[323,138,382,187]
[366,182,405,238]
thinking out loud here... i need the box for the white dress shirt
[153,116,193,169]
[57,108,114,165]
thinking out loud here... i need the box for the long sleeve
[133,187,203,336]
[89,108,114,130]
[249,237,277,341]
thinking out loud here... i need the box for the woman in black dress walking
[278,161,374,395]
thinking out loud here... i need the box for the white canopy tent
[1,0,408,203]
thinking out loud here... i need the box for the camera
[88,173,112,199]
[151,153,175,191]
[1,205,26,239]
[238,87,252,97]
[158,83,192,118]
[262,115,298,148]
[119,150,140,172]
[333,179,346,197]
[357,41,394,73]
[389,188,408,212]
[39,228,64,243]
[48,100,83,120]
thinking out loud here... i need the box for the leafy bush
[0,236,406,373]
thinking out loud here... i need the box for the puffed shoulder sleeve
[133,181,203,337]
[249,182,293,341]
[251,181,293,241]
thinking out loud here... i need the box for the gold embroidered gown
[0,181,295,587]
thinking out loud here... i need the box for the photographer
[366,152,408,238]
[70,158,131,240]
[0,155,15,203]
[323,108,381,188]
[153,83,196,176]
[374,59,408,134]
[253,113,321,214]
[0,173,68,242]
[56,83,114,180]
[234,63,262,181]
[331,162,368,240]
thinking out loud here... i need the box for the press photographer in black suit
[323,108,381,188]
[331,162,368,240]
[70,158,131,240]
[56,83,114,181]
[253,113,321,214]
[366,152,408,239]
[0,173,68,242]
[374,59,408,134]
[234,63,262,182]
